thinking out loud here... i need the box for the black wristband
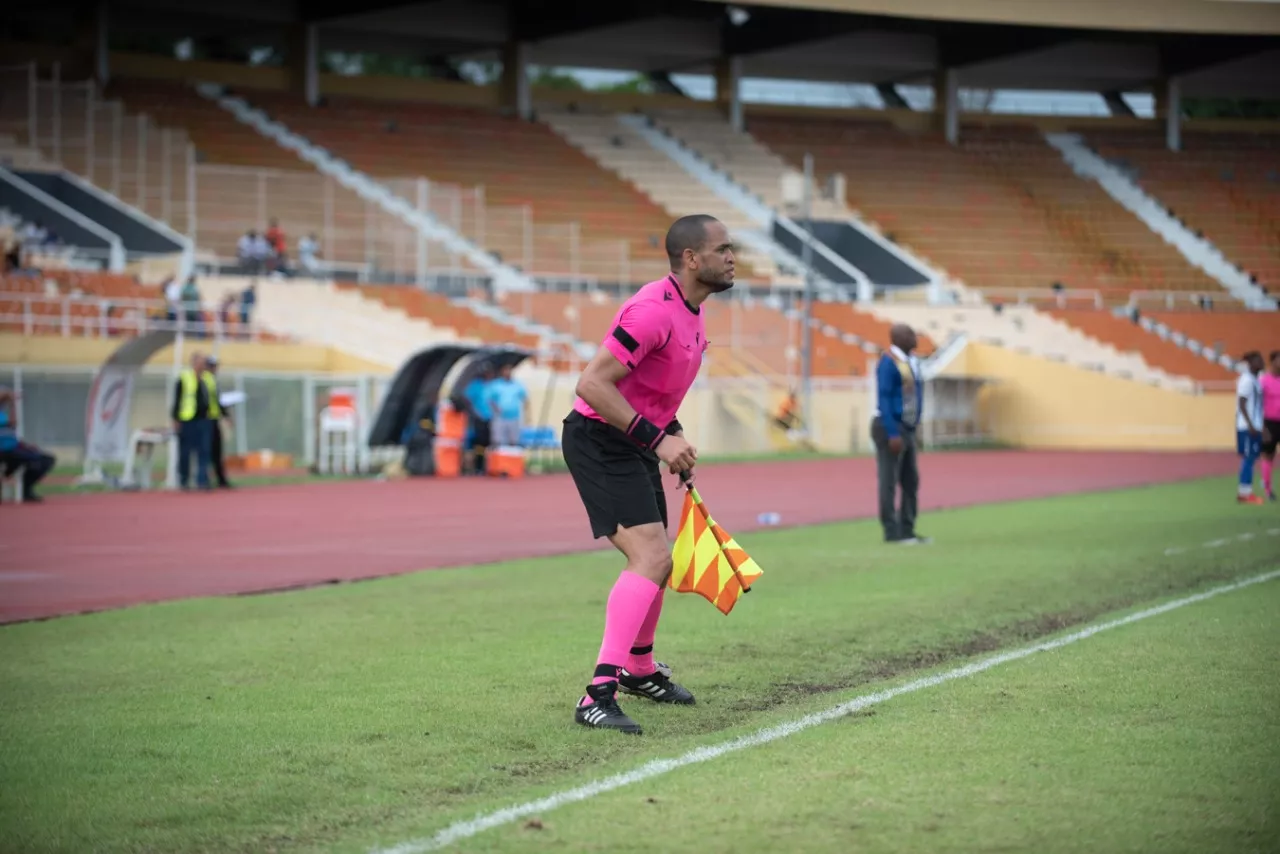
[665,418,683,436]
[625,414,665,450]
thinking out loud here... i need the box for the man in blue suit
[871,324,929,544]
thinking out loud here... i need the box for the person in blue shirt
[486,364,529,449]
[872,324,928,544]
[0,387,56,503]
[463,364,495,474]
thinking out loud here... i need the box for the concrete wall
[0,334,391,375]
[949,342,1234,451]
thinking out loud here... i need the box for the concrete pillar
[1164,77,1182,152]
[95,0,110,86]
[303,24,320,107]
[287,24,319,105]
[934,67,959,145]
[501,41,532,121]
[714,56,743,132]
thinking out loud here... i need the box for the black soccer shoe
[619,662,696,706]
[574,683,643,734]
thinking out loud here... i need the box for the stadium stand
[339,283,547,354]
[748,116,1224,302]
[872,302,1195,390]
[1149,310,1280,363]
[541,110,781,284]
[1049,309,1235,383]
[191,276,454,366]
[108,80,453,276]
[242,92,677,283]
[652,111,848,221]
[497,288,920,377]
[1081,128,1280,292]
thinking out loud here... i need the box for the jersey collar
[666,275,700,315]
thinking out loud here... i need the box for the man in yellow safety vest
[205,354,234,489]
[171,351,217,490]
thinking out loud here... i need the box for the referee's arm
[576,348,696,472]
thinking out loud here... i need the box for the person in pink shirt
[1260,350,1280,501]
[562,214,735,734]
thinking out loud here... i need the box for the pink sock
[625,590,664,676]
[582,571,660,704]
[1263,459,1274,493]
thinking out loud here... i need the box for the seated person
[773,391,801,431]
[0,387,56,503]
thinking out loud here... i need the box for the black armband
[625,414,666,450]
[665,418,683,436]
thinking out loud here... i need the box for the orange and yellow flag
[669,487,763,615]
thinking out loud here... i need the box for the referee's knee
[629,550,673,585]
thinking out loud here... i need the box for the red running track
[0,451,1232,624]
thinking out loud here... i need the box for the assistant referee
[562,214,737,735]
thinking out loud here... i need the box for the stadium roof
[12,0,1280,97]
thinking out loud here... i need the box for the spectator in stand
[219,293,238,337]
[20,220,46,251]
[237,230,273,275]
[486,364,529,450]
[463,364,495,475]
[0,385,56,503]
[240,280,256,335]
[237,229,259,274]
[297,233,321,276]
[205,355,234,489]
[264,218,290,276]
[3,236,25,274]
[162,275,180,323]
[180,275,203,336]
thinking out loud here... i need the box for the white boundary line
[373,567,1280,854]
[1164,527,1279,556]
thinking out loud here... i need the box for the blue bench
[520,426,560,450]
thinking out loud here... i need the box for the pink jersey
[574,275,707,430]
[1263,373,1280,421]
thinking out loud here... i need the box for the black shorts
[562,411,668,539]
[1264,420,1280,456]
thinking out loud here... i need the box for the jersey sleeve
[601,298,671,370]
[1237,374,1252,401]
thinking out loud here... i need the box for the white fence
[1,359,994,469]
[2,363,391,468]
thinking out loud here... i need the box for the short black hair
[1243,350,1263,363]
[665,215,719,270]
[1270,350,1280,363]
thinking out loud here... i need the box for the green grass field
[2,477,1278,854]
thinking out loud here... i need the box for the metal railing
[2,65,656,288]
[0,291,273,341]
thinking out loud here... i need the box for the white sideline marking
[372,569,1280,854]
[1165,529,1273,556]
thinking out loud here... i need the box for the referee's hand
[657,434,697,473]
